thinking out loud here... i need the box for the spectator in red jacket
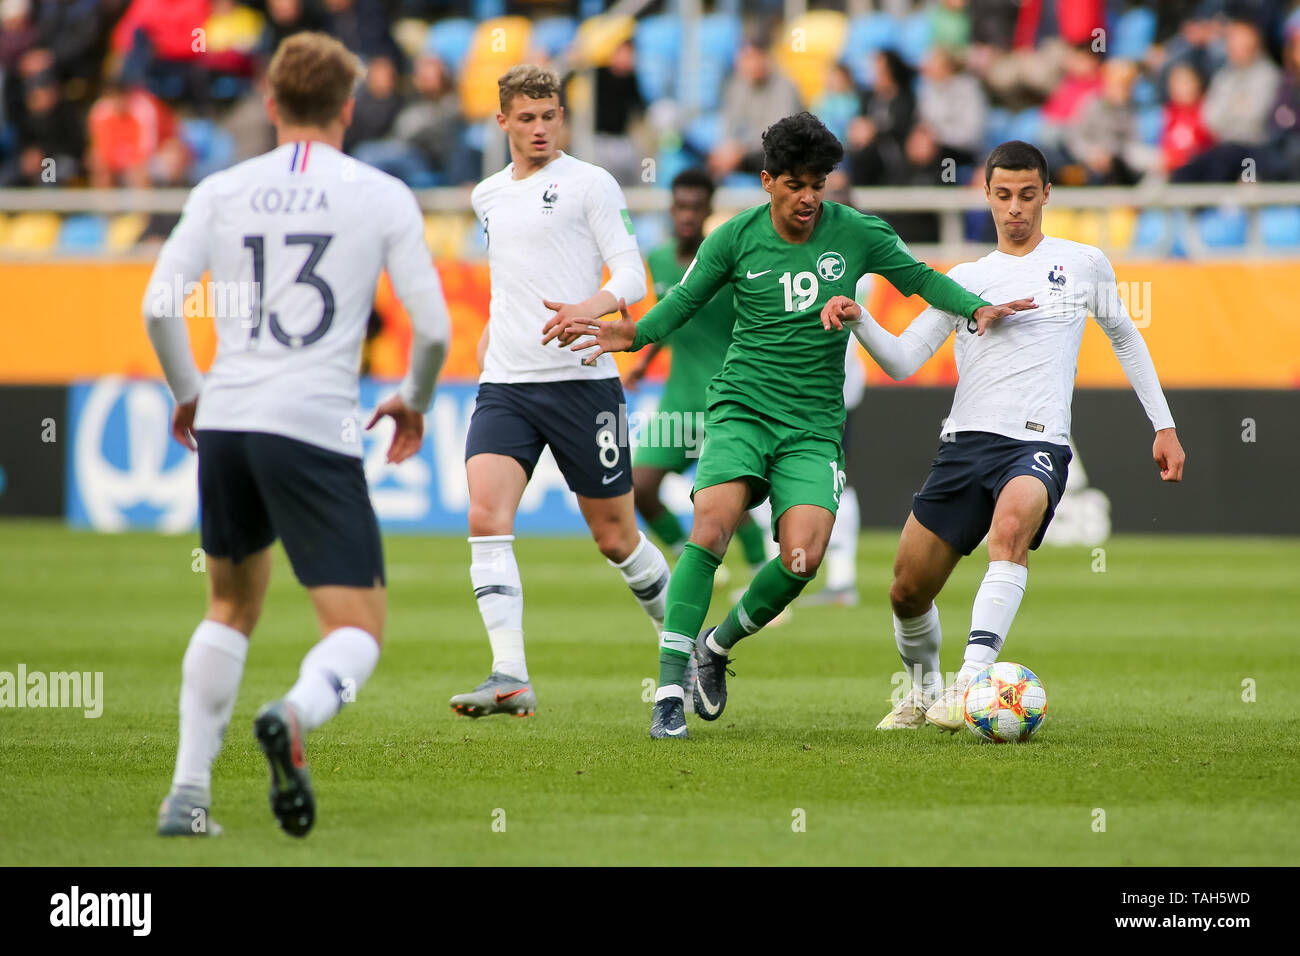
[86,78,185,187]
[1161,63,1215,174]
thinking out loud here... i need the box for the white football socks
[959,560,1028,681]
[609,531,670,633]
[469,534,527,682]
[893,604,944,701]
[284,626,379,732]
[825,485,860,591]
[172,620,248,798]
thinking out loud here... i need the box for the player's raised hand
[367,394,425,464]
[569,297,637,365]
[821,295,863,330]
[171,398,198,451]
[972,297,1037,335]
[1153,428,1185,482]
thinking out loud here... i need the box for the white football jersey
[902,236,1174,445]
[145,141,443,457]
[472,151,640,383]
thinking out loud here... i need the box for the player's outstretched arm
[821,295,952,381]
[972,298,1037,334]
[565,297,638,364]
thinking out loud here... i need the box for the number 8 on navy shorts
[465,379,632,498]
[911,431,1073,556]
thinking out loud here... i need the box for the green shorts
[692,403,846,537]
[631,401,708,473]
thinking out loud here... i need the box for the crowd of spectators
[2,0,1300,199]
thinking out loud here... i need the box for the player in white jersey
[821,140,1186,731]
[145,34,451,837]
[449,65,671,718]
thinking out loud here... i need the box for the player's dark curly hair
[761,112,844,180]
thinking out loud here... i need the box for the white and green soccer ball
[963,662,1048,743]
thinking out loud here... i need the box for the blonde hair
[498,64,562,115]
[267,32,363,128]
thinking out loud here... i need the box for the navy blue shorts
[465,379,632,498]
[911,431,1072,556]
[197,430,385,588]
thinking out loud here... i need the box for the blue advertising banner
[65,378,699,534]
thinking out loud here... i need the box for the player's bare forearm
[1152,427,1185,482]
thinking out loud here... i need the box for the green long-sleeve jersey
[630,200,990,441]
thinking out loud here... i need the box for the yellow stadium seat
[393,18,431,61]
[773,11,848,105]
[460,17,534,120]
[1041,207,1079,242]
[573,13,634,67]
[1104,206,1137,250]
[4,212,61,252]
[0,213,9,248]
[105,213,149,253]
[424,213,472,261]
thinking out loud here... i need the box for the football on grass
[963,662,1048,743]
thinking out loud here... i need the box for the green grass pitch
[1,520,1296,866]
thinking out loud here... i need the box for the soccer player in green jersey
[546,113,1034,739]
[624,168,771,579]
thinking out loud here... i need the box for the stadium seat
[1112,7,1157,60]
[573,13,634,66]
[983,107,1014,151]
[635,15,681,102]
[695,12,743,112]
[392,18,430,62]
[181,118,236,182]
[473,0,505,19]
[1008,108,1043,145]
[1132,75,1159,107]
[845,12,901,88]
[424,213,471,260]
[3,212,61,252]
[773,11,848,105]
[1137,105,1164,146]
[1196,207,1248,248]
[0,214,9,248]
[105,213,148,253]
[58,214,108,253]
[897,10,933,67]
[530,16,577,58]
[1260,205,1300,248]
[631,213,666,251]
[653,145,692,189]
[459,17,533,120]
[682,111,724,156]
[424,18,477,71]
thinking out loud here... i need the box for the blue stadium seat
[424,18,477,71]
[983,107,1014,150]
[1260,206,1300,247]
[682,111,724,155]
[180,118,235,181]
[897,11,933,67]
[1131,76,1159,107]
[1131,209,1188,257]
[58,214,108,253]
[845,12,900,87]
[635,15,680,102]
[654,145,693,188]
[530,17,577,58]
[1137,105,1164,146]
[1112,7,1157,60]
[1196,207,1248,248]
[695,12,742,112]
[1008,107,1043,144]
[632,213,666,251]
[473,0,505,20]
